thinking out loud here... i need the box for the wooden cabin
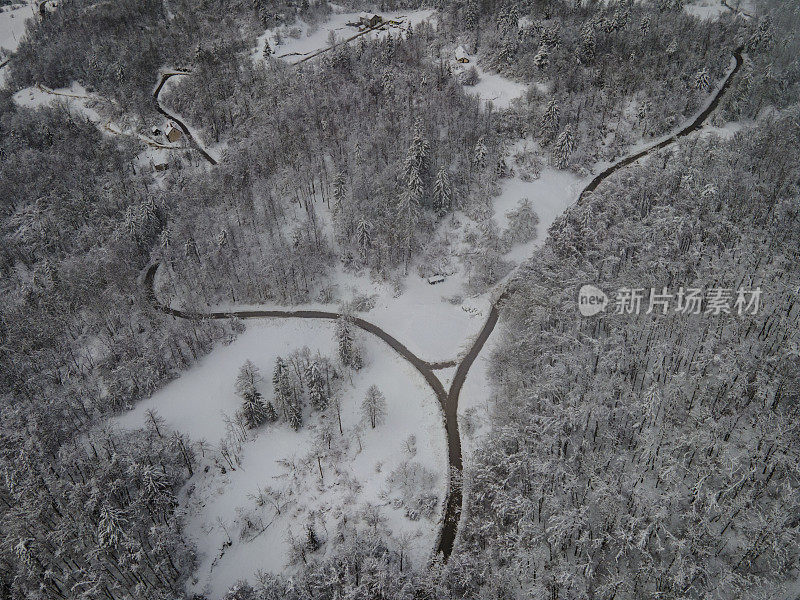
[455,46,470,63]
[164,122,182,143]
[359,13,382,28]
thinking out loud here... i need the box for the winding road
[148,46,743,562]
[153,72,218,165]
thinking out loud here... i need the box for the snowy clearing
[0,0,36,85]
[163,154,586,365]
[451,47,529,110]
[114,319,447,599]
[0,1,34,54]
[684,0,753,20]
[13,82,181,167]
[254,8,436,65]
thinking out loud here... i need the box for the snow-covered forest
[1,0,798,598]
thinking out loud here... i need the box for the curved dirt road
[146,46,743,562]
[154,72,218,165]
[435,45,743,559]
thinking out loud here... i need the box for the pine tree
[273,356,303,430]
[396,122,429,274]
[473,137,488,170]
[332,170,346,215]
[533,46,549,69]
[235,360,261,403]
[264,401,278,423]
[495,157,507,179]
[336,315,361,369]
[553,125,575,169]
[236,361,272,428]
[241,393,273,429]
[403,119,430,202]
[396,188,420,274]
[336,316,353,366]
[286,394,302,431]
[306,525,320,551]
[305,361,329,411]
[361,385,387,429]
[432,167,453,216]
[578,24,596,63]
[355,219,371,263]
[272,357,292,420]
[541,98,560,141]
[498,36,517,65]
[263,40,272,60]
[97,505,127,549]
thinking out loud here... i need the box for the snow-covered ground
[466,68,528,110]
[169,156,584,365]
[452,47,529,110]
[0,1,33,54]
[114,319,447,599]
[12,81,197,173]
[14,82,109,121]
[254,7,436,65]
[0,0,36,85]
[684,0,753,20]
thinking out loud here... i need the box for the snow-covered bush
[502,198,540,245]
[386,461,439,520]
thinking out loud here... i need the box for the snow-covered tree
[223,580,258,600]
[432,167,453,216]
[332,170,346,214]
[273,357,301,429]
[236,360,274,428]
[503,198,540,244]
[355,219,371,264]
[403,119,430,202]
[235,360,261,402]
[533,46,549,69]
[552,125,575,169]
[473,137,488,172]
[541,98,560,141]
[97,505,127,549]
[336,315,362,369]
[578,24,596,63]
[306,525,321,551]
[361,385,387,429]
[305,360,329,411]
[396,188,420,275]
[694,67,711,92]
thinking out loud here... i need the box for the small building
[151,126,162,137]
[427,275,446,285]
[152,157,169,172]
[455,46,470,63]
[164,122,182,143]
[359,12,382,28]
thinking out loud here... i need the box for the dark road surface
[145,46,743,563]
[154,73,218,165]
